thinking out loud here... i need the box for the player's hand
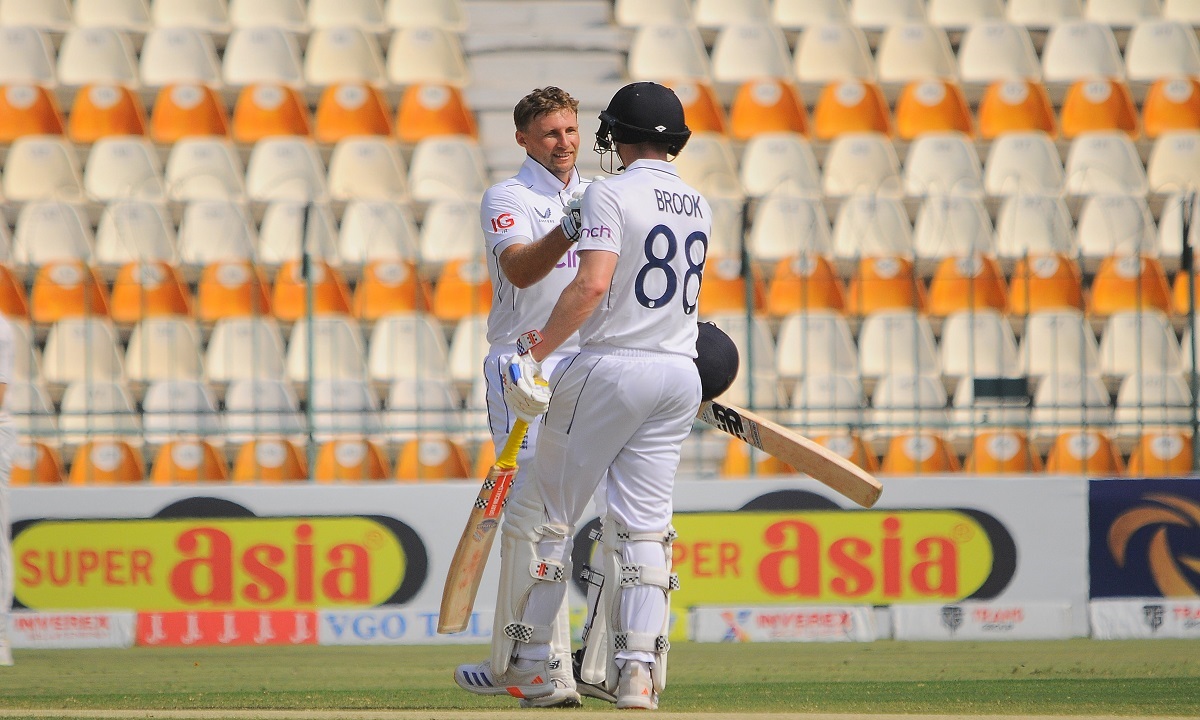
[503,351,550,423]
[560,190,584,242]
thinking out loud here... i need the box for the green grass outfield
[0,640,1197,718]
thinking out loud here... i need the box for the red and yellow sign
[15,517,411,611]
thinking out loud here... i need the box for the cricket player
[0,315,15,666]
[456,81,709,710]
[477,86,594,708]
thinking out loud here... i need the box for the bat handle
[496,418,528,470]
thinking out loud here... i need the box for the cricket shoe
[518,655,581,708]
[454,658,555,701]
[616,660,658,710]
[572,648,617,704]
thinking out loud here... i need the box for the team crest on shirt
[536,207,553,219]
[489,213,516,232]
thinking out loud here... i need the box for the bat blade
[437,418,528,634]
[697,401,882,508]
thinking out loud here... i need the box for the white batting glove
[503,331,551,422]
[560,190,584,242]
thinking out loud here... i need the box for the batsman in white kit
[455,81,710,710]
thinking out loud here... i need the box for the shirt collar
[516,155,581,196]
[624,159,679,175]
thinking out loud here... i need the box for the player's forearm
[531,281,605,362]
[498,227,575,288]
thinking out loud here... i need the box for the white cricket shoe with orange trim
[616,660,658,710]
[454,658,555,701]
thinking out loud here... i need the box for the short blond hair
[513,87,580,131]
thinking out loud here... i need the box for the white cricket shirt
[480,156,588,350]
[575,159,712,357]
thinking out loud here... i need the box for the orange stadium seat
[30,261,111,324]
[195,260,273,323]
[395,83,476,143]
[977,79,1057,139]
[1044,430,1125,476]
[231,83,311,143]
[432,258,492,322]
[10,440,66,486]
[668,80,729,135]
[894,79,973,140]
[315,82,393,143]
[110,261,193,324]
[150,439,229,484]
[1008,253,1085,314]
[68,440,146,485]
[1126,430,1193,477]
[271,259,352,322]
[1060,79,1139,140]
[728,78,806,140]
[721,436,796,476]
[1143,77,1200,139]
[394,435,472,481]
[880,432,961,474]
[231,438,309,483]
[812,433,880,473]
[67,84,147,142]
[1089,255,1172,317]
[472,439,497,477]
[314,438,391,482]
[0,265,31,320]
[765,254,846,317]
[964,431,1044,474]
[353,259,433,320]
[845,256,927,316]
[927,254,1008,316]
[811,79,892,141]
[697,256,766,314]
[149,84,230,143]
[0,84,65,142]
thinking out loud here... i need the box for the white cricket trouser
[519,348,701,659]
[0,421,15,651]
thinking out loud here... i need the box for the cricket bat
[697,400,883,508]
[437,418,528,634]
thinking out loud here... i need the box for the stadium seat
[141,379,222,445]
[949,375,1033,442]
[314,83,392,142]
[94,201,177,271]
[850,0,925,31]
[139,27,223,90]
[696,256,766,314]
[1044,430,1124,475]
[6,381,59,440]
[1159,193,1200,267]
[223,378,304,441]
[794,24,875,94]
[939,308,1020,382]
[959,22,1041,88]
[223,27,304,88]
[1020,309,1100,377]
[869,374,950,442]
[395,83,476,144]
[309,378,383,440]
[150,439,229,484]
[811,80,892,141]
[165,138,244,203]
[1076,195,1157,265]
[0,84,64,142]
[66,85,146,143]
[832,195,913,261]
[912,195,995,261]
[902,131,982,197]
[229,0,307,31]
[41,318,123,389]
[857,310,940,379]
[180,206,256,270]
[627,24,710,83]
[407,135,488,203]
[766,254,846,316]
[1099,310,1183,379]
[1125,20,1200,83]
[875,23,957,90]
[394,435,471,481]
[383,377,464,441]
[728,80,806,140]
[693,0,770,28]
[11,201,93,270]
[285,314,367,382]
[59,380,142,445]
[10,440,66,485]
[415,197,484,266]
[1042,20,1124,86]
[0,267,30,321]
[30,262,111,325]
[1089,255,1172,317]
[1031,374,1113,445]
[1060,80,1139,139]
[338,200,419,264]
[667,80,729,135]
[109,261,192,324]
[84,136,165,203]
[327,136,409,202]
[57,27,139,90]
[367,311,450,383]
[432,258,492,322]
[125,317,204,384]
[893,80,973,140]
[1142,77,1200,138]
[245,137,326,202]
[304,27,386,88]
[230,83,311,142]
[994,197,1076,261]
[614,0,692,25]
[711,23,792,87]
[0,27,56,87]
[309,0,386,31]
[845,257,926,315]
[983,132,1064,197]
[927,0,1005,30]
[720,438,796,476]
[152,0,230,33]
[775,310,858,382]
[739,133,820,198]
[1064,130,1149,197]
[773,0,849,30]
[271,259,352,321]
[205,316,286,383]
[148,84,231,143]
[68,439,145,485]
[964,430,1043,473]
[385,0,466,30]
[314,437,391,482]
[880,432,961,474]
[750,193,831,264]
[977,80,1057,139]
[354,260,432,320]
[704,312,778,379]
[386,27,469,87]
[1087,0,1165,27]
[927,255,1008,316]
[1126,430,1193,476]
[1008,253,1086,314]
[788,374,866,433]
[812,432,880,472]
[3,135,85,203]
[230,437,308,483]
[258,202,340,267]
[74,0,150,34]
[670,132,743,201]
[447,313,488,385]
[1147,130,1200,193]
[1112,371,1192,445]
[0,0,73,34]
[823,133,901,198]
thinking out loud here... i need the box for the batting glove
[503,331,551,422]
[560,190,584,242]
